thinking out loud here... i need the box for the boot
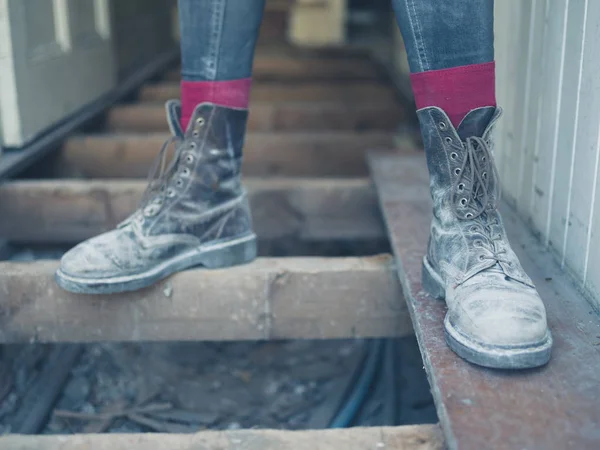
[56,101,257,294]
[418,106,552,369]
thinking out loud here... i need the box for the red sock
[180,78,252,130]
[410,62,496,128]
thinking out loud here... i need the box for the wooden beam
[0,256,411,343]
[107,101,405,133]
[0,425,444,450]
[56,132,397,178]
[139,81,396,103]
[369,152,600,450]
[165,57,382,82]
[0,178,385,244]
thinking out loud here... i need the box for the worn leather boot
[418,106,552,369]
[56,101,257,294]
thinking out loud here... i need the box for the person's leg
[179,0,266,129]
[55,0,265,294]
[392,0,552,369]
[392,0,495,127]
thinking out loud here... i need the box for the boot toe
[59,229,140,280]
[60,239,120,280]
[448,285,549,348]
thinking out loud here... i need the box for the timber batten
[0,178,385,244]
[107,101,404,132]
[0,425,444,450]
[0,256,411,344]
[55,132,398,178]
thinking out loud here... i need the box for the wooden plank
[528,0,569,241]
[107,101,405,132]
[139,81,396,103]
[165,57,382,82]
[548,1,587,257]
[564,2,600,281]
[0,256,411,343]
[56,132,397,178]
[0,425,444,450]
[369,152,600,450]
[0,178,385,244]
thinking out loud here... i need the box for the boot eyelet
[460,198,468,206]
[482,172,488,179]
[470,226,478,232]
[196,117,205,127]
[454,168,461,175]
[474,240,483,247]
[445,137,453,145]
[192,131,200,137]
[189,142,197,150]
[181,168,191,177]
[458,183,465,191]
[478,254,485,261]
[439,122,447,130]
[465,212,474,219]
[482,156,486,162]
[185,154,194,164]
[450,152,458,160]
[166,188,176,198]
[144,205,160,217]
[176,179,184,187]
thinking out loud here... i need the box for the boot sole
[421,256,552,370]
[55,234,257,295]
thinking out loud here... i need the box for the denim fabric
[177,0,494,79]
[178,0,266,81]
[391,0,495,73]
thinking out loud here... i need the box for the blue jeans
[178,0,494,80]
[178,0,266,81]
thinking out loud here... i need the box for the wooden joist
[369,152,600,450]
[107,101,405,132]
[0,178,385,244]
[0,255,411,343]
[165,57,383,82]
[0,425,444,450]
[139,82,396,103]
[57,132,398,178]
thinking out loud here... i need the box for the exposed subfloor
[0,245,436,435]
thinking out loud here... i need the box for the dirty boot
[418,106,552,369]
[56,101,257,294]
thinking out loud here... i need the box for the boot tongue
[165,100,184,138]
[456,106,496,141]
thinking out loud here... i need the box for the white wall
[495,0,600,310]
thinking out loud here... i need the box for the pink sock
[410,62,496,128]
[180,78,252,130]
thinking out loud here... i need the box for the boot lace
[451,136,511,266]
[139,135,184,216]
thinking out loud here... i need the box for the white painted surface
[0,0,116,147]
[495,0,600,309]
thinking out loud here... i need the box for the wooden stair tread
[0,425,444,450]
[165,57,383,82]
[56,132,401,178]
[0,178,385,243]
[139,81,397,103]
[107,101,405,132]
[368,152,600,450]
[0,256,411,344]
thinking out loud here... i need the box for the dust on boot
[56,101,257,294]
[418,106,552,369]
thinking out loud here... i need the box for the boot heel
[198,235,257,269]
[421,257,445,300]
